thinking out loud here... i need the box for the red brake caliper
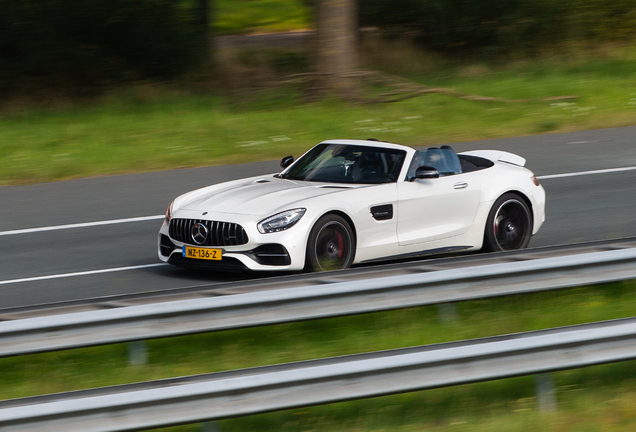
[335,231,344,259]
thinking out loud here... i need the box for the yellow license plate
[182,246,223,261]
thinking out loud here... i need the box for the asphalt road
[1,126,635,309]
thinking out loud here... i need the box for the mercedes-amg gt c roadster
[158,139,545,272]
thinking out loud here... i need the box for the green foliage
[0,0,204,89]
[215,0,310,35]
[359,0,636,54]
[3,45,636,186]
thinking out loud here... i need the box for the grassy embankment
[215,0,310,34]
[2,44,636,186]
[2,282,636,431]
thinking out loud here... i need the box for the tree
[198,0,213,63]
[314,0,358,99]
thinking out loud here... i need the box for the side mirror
[280,155,294,169]
[412,166,439,180]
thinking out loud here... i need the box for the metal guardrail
[1,246,636,358]
[2,317,636,431]
[4,236,636,321]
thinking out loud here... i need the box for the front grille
[169,219,249,247]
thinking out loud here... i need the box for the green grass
[2,45,636,186]
[2,281,636,431]
[161,372,636,432]
[215,0,310,35]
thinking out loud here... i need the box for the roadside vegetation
[2,42,636,186]
[1,281,635,431]
[215,0,310,34]
[3,0,636,186]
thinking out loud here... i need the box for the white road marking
[537,166,636,180]
[1,165,635,239]
[0,215,164,237]
[0,263,168,286]
[0,164,635,286]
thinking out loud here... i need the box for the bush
[359,0,636,54]
[0,0,204,90]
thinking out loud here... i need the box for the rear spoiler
[459,150,526,167]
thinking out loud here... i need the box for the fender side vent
[370,204,393,221]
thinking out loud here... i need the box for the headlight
[165,201,174,223]
[258,208,306,234]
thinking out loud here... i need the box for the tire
[305,214,355,272]
[483,193,533,252]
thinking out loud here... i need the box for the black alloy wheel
[306,214,355,271]
[483,193,532,251]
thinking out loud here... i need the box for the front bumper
[157,215,310,271]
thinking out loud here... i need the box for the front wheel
[305,214,355,272]
[483,193,532,252]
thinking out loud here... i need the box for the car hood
[175,175,360,217]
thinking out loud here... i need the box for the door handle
[453,182,468,189]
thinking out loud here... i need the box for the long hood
[175,175,359,216]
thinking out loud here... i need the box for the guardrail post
[438,303,458,323]
[535,373,557,412]
[127,341,148,366]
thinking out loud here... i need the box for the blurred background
[2,0,636,185]
[2,1,636,431]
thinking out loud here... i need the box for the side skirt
[360,246,473,264]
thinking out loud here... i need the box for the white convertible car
[158,139,545,272]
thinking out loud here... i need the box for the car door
[397,174,481,246]
[346,182,400,251]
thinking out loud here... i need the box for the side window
[406,147,462,179]
[406,151,427,180]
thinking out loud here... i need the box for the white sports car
[158,139,545,272]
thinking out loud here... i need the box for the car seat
[352,151,389,182]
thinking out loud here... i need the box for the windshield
[282,144,406,184]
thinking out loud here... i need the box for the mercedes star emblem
[191,222,208,245]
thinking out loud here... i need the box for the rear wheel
[483,193,532,251]
[305,214,355,272]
